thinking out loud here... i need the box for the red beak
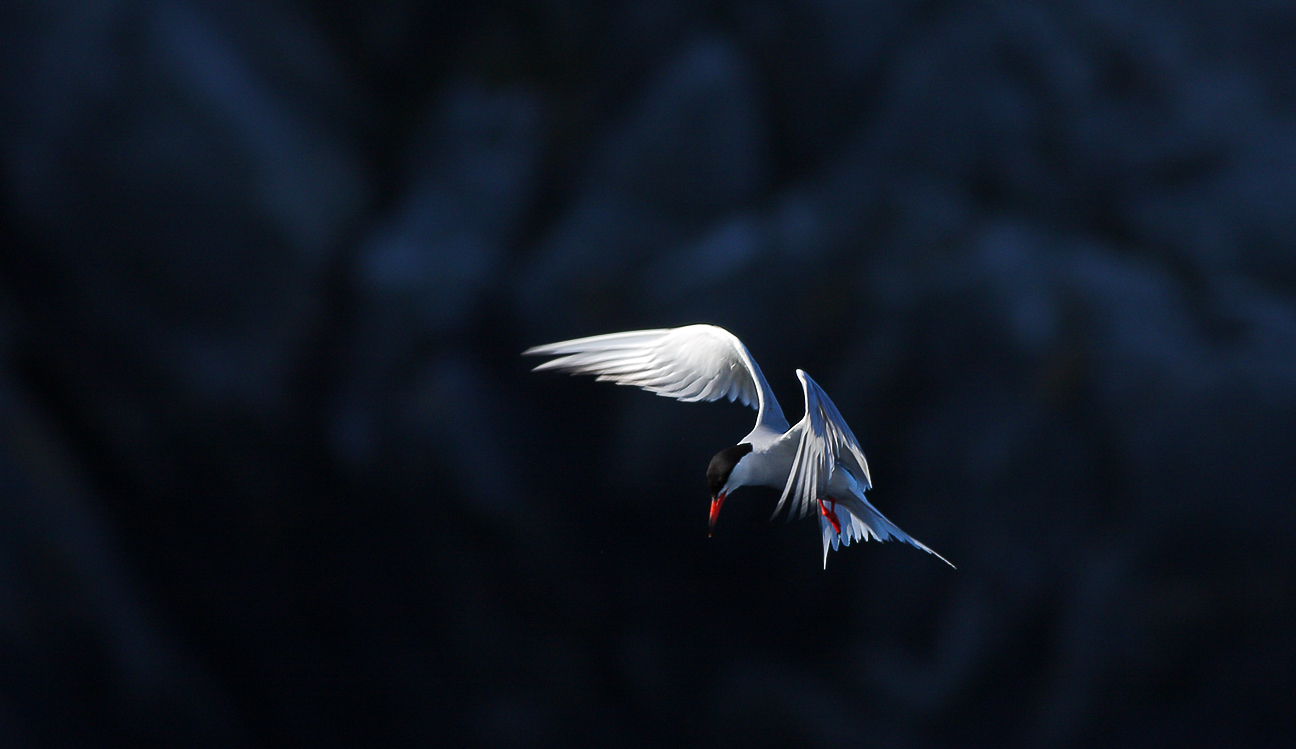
[708,491,726,536]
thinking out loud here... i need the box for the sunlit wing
[773,369,872,522]
[524,325,787,431]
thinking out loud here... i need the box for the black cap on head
[706,443,753,497]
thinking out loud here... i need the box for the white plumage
[526,324,952,568]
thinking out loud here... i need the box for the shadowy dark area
[2,1,1294,746]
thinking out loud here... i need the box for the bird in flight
[525,325,952,568]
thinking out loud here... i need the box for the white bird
[525,324,953,568]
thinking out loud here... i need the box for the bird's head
[706,443,754,536]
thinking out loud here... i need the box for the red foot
[818,497,841,536]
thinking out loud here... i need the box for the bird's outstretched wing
[776,370,953,568]
[773,370,871,522]
[524,325,788,431]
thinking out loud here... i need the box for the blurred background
[2,0,1294,746]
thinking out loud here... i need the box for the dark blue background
[2,1,1293,746]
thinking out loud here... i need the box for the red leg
[818,497,842,536]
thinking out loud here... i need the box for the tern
[525,325,952,568]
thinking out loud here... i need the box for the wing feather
[524,325,788,431]
[774,370,869,522]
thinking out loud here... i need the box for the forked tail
[819,494,954,569]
